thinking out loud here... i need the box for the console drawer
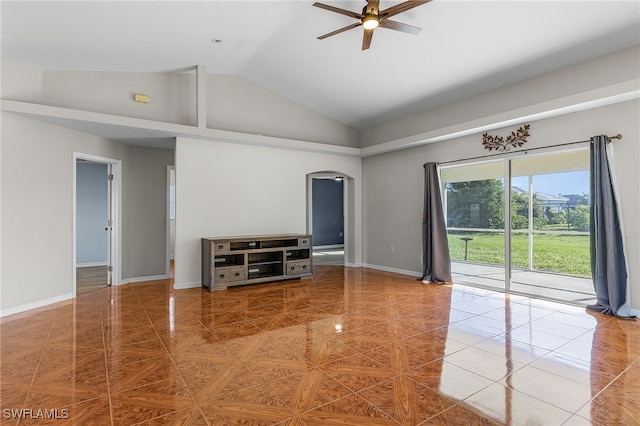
[286,261,311,275]
[213,241,230,253]
[298,237,311,248]
[214,267,245,283]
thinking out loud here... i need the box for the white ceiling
[2,1,639,130]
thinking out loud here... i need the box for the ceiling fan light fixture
[362,14,379,30]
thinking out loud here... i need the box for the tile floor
[1,265,639,425]
[312,248,344,266]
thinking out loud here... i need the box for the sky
[513,171,589,197]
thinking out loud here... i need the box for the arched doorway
[307,171,355,266]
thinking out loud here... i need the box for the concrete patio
[312,248,596,306]
[451,261,596,306]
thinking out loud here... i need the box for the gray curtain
[421,162,452,283]
[587,135,630,317]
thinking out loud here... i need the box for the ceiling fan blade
[313,2,363,19]
[362,28,374,50]
[380,0,431,19]
[317,22,362,40]
[379,18,421,35]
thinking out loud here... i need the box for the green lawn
[448,232,591,277]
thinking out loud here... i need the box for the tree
[569,205,590,231]
[511,190,529,229]
[577,193,589,206]
[446,179,504,229]
[545,207,566,225]
[446,180,551,230]
[511,191,547,229]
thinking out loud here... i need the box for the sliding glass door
[441,149,594,305]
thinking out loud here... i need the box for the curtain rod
[438,134,622,165]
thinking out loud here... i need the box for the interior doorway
[307,172,348,266]
[73,153,121,296]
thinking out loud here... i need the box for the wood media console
[201,234,312,291]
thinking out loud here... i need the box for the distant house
[512,186,569,212]
[562,194,588,207]
[536,192,570,211]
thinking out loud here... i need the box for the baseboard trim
[0,293,73,318]
[119,274,169,285]
[174,282,202,290]
[361,263,422,278]
[77,262,108,268]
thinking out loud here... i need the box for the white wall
[1,112,175,314]
[76,162,108,264]
[362,99,640,310]
[3,64,359,148]
[174,137,362,288]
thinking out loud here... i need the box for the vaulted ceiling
[2,1,639,130]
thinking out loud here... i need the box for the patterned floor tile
[0,265,638,425]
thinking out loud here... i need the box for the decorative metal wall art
[482,124,530,152]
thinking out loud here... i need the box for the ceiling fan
[313,0,431,50]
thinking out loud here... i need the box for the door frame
[166,165,176,278]
[73,152,122,296]
[307,171,352,266]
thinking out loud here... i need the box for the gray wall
[360,46,640,147]
[42,70,195,125]
[362,99,640,307]
[312,178,344,246]
[122,146,175,279]
[207,75,359,147]
[359,46,640,314]
[1,112,174,312]
[76,162,108,264]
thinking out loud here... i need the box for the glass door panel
[510,150,595,304]
[441,161,506,292]
[510,174,531,272]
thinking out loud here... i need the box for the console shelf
[201,234,312,291]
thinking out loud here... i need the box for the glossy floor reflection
[1,266,639,425]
